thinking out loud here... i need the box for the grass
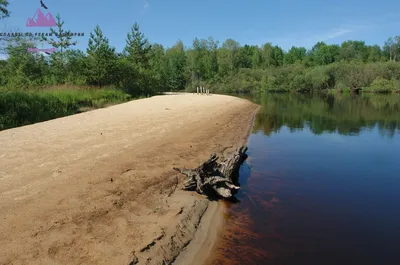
[0,87,132,130]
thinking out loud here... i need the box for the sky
[1,0,400,53]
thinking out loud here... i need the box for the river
[208,93,400,265]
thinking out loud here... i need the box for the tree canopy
[0,12,399,95]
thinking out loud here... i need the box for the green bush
[364,77,399,93]
[184,61,400,94]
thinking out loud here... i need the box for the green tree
[192,38,208,80]
[86,25,117,87]
[218,39,241,76]
[205,37,219,80]
[41,14,78,84]
[284,46,307,64]
[148,43,167,93]
[124,22,152,68]
[42,14,77,53]
[63,49,88,84]
[261,43,284,67]
[339,40,368,62]
[261,43,274,67]
[383,36,400,61]
[367,45,383,62]
[272,45,284,67]
[4,37,46,88]
[309,42,339,65]
[251,47,263,69]
[165,40,187,91]
[238,45,258,68]
[122,22,154,95]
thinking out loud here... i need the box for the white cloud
[284,24,362,49]
[240,22,363,50]
[144,0,150,9]
[323,28,353,41]
[255,27,355,50]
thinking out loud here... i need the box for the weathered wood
[173,146,248,199]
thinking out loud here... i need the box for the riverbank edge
[0,93,260,265]
[171,101,260,265]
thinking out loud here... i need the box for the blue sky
[1,0,400,53]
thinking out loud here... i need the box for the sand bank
[0,93,258,265]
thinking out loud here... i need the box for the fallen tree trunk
[173,146,248,199]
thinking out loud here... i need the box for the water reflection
[246,93,400,138]
[208,93,400,265]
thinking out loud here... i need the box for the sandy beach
[0,93,258,265]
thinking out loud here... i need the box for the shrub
[364,77,399,93]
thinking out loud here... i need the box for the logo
[0,1,84,55]
[26,8,56,27]
[28,47,56,53]
[24,1,83,55]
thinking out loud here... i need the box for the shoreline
[0,94,259,265]
[172,103,260,265]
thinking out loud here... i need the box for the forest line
[0,12,400,95]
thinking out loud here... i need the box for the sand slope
[0,94,258,265]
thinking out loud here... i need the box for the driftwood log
[173,146,248,199]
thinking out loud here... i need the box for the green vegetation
[0,87,131,130]
[1,9,400,129]
[1,15,400,94]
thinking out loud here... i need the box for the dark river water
[208,93,400,265]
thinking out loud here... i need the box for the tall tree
[284,46,307,64]
[3,37,46,87]
[124,22,152,68]
[42,14,78,53]
[383,36,400,61]
[309,42,339,65]
[41,14,78,83]
[238,45,258,68]
[195,38,207,75]
[165,41,187,91]
[63,49,88,84]
[121,22,155,95]
[218,38,241,76]
[261,43,284,67]
[367,45,383,62]
[205,37,219,79]
[339,40,368,62]
[251,47,263,69]
[86,25,117,87]
[148,43,167,93]
[272,45,285,67]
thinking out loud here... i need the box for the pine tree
[123,22,152,67]
[121,22,153,95]
[41,14,78,83]
[86,25,117,87]
[42,14,77,53]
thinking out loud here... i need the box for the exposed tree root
[173,146,248,199]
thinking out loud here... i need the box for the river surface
[208,93,400,265]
